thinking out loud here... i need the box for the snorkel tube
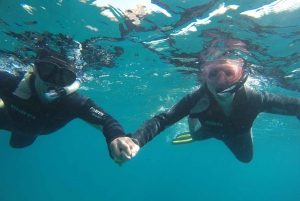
[215,71,249,101]
[44,78,82,101]
[44,71,84,101]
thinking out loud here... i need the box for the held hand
[109,137,140,166]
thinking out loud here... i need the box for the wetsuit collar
[13,72,34,99]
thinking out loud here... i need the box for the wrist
[131,137,140,147]
[106,132,126,146]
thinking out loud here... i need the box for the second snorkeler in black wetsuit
[0,49,139,164]
[115,58,300,164]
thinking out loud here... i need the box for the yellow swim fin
[172,132,194,145]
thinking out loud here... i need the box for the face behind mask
[214,72,249,101]
[34,55,81,102]
[35,73,81,103]
[202,59,247,101]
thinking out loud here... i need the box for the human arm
[0,71,22,95]
[247,87,300,117]
[79,98,139,163]
[131,87,205,148]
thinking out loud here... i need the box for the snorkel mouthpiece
[216,87,235,101]
[44,79,81,101]
[45,87,67,101]
[216,72,249,100]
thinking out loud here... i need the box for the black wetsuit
[0,71,126,148]
[132,84,300,163]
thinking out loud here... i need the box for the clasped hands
[109,137,140,166]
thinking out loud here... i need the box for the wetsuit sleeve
[79,98,126,145]
[247,88,300,116]
[0,71,20,95]
[132,87,205,147]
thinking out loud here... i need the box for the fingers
[113,149,135,167]
[113,157,123,167]
[109,140,121,159]
[117,139,132,160]
[113,150,131,167]
[109,137,140,166]
[130,143,140,157]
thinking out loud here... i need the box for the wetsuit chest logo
[205,121,223,127]
[10,104,36,119]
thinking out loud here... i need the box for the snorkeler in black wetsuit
[114,58,300,164]
[0,49,138,163]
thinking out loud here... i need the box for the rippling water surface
[1,1,300,200]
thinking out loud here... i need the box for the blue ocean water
[1,0,300,200]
